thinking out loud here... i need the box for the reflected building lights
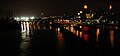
[76,30,79,36]
[66,27,69,30]
[83,26,89,41]
[37,22,40,30]
[37,25,40,30]
[73,30,76,34]
[33,25,36,30]
[24,22,26,31]
[26,22,29,30]
[58,28,60,32]
[68,26,70,31]
[20,22,31,56]
[96,29,100,42]
[80,31,82,38]
[110,30,114,47]
[83,26,88,30]
[21,22,24,32]
[50,26,52,29]
[70,27,74,32]
[56,28,64,49]
[84,34,88,41]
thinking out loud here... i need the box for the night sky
[0,0,119,16]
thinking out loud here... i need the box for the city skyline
[0,0,119,16]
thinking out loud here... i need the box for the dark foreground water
[0,21,120,56]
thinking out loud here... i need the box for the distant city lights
[30,16,34,19]
[14,16,35,21]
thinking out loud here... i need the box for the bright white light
[78,13,80,15]
[24,22,26,31]
[16,17,19,20]
[14,18,17,20]
[58,28,60,32]
[80,11,83,13]
[26,22,29,30]
[116,27,118,29]
[30,16,34,19]
[109,5,112,9]
[25,17,29,21]
[21,17,25,20]
[15,17,20,21]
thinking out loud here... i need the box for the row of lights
[14,16,35,21]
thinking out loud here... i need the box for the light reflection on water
[56,28,64,47]
[110,30,114,47]
[56,28,65,56]
[96,29,100,43]
[20,22,31,56]
[20,21,118,55]
[80,31,82,38]
[83,26,89,41]
[76,31,79,36]
[64,25,117,48]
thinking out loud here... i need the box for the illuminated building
[77,4,94,21]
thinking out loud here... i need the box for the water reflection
[80,31,82,38]
[56,28,65,56]
[110,30,114,47]
[83,26,89,41]
[76,31,79,36]
[70,26,74,33]
[96,29,100,43]
[20,21,119,56]
[64,25,117,48]
[20,22,31,56]
[56,28,64,47]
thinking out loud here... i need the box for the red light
[83,26,88,30]
[84,34,88,41]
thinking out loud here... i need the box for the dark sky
[0,0,119,16]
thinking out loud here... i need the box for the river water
[0,21,119,56]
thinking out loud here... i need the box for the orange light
[80,32,82,38]
[96,29,100,42]
[84,5,88,9]
[110,30,114,47]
